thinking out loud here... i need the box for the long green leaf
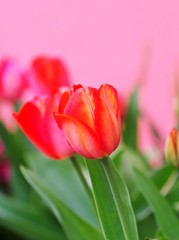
[26,154,99,228]
[133,165,176,220]
[21,166,103,240]
[86,157,139,240]
[0,193,66,240]
[134,169,179,240]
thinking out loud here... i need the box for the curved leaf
[21,166,103,240]
[134,168,179,240]
[0,194,66,240]
[86,157,139,240]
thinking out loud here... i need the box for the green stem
[101,156,139,240]
[70,156,94,207]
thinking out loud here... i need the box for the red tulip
[0,58,27,102]
[26,56,70,96]
[165,128,179,167]
[54,84,121,159]
[13,90,74,159]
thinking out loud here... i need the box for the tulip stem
[70,156,94,206]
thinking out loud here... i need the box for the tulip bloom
[26,56,70,96]
[165,128,179,167]
[0,58,27,102]
[13,90,74,159]
[54,84,121,159]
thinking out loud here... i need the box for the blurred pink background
[0,0,179,148]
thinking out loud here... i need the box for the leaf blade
[134,168,179,240]
[0,193,66,240]
[21,166,103,240]
[86,157,139,240]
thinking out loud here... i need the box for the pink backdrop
[0,0,179,148]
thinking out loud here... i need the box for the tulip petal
[13,99,72,159]
[27,57,70,96]
[32,57,69,92]
[64,87,97,130]
[54,113,104,159]
[13,102,52,155]
[104,84,120,119]
[58,90,72,114]
[170,128,178,156]
[94,84,121,154]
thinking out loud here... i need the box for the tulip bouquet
[0,56,179,240]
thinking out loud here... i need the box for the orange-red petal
[63,88,96,130]
[32,56,70,94]
[58,90,72,114]
[13,99,73,159]
[54,113,104,159]
[94,84,121,154]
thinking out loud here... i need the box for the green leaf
[0,193,66,240]
[150,165,175,190]
[86,157,139,240]
[137,214,156,240]
[122,87,140,149]
[134,169,179,240]
[133,165,176,220]
[26,154,99,228]
[0,122,29,201]
[167,181,179,207]
[21,166,103,240]
[112,143,150,171]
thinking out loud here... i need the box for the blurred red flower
[26,56,70,97]
[13,89,74,159]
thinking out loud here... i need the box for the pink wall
[0,0,179,147]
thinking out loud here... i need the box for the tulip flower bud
[165,128,179,167]
[55,84,121,159]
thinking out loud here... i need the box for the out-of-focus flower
[26,56,70,97]
[165,128,179,167]
[54,84,121,159]
[13,89,74,159]
[0,58,28,131]
[0,141,11,185]
[0,159,11,183]
[0,58,27,102]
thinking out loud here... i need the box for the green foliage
[21,166,103,240]
[0,193,66,240]
[134,169,179,240]
[1,86,179,240]
[0,122,30,201]
[86,157,139,240]
[122,86,140,150]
